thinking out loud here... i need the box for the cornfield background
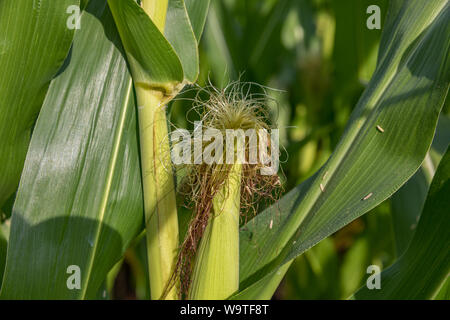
[0,0,448,300]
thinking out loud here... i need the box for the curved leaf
[353,147,450,299]
[0,0,78,207]
[165,0,199,82]
[0,1,143,299]
[184,0,210,43]
[232,0,449,299]
[390,115,449,255]
[390,165,430,255]
[232,262,292,300]
[107,0,184,89]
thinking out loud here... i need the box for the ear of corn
[189,164,242,300]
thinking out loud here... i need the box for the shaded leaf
[353,147,450,299]
[390,114,450,255]
[390,167,429,255]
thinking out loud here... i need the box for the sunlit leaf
[0,1,143,299]
[0,0,78,207]
[231,0,449,299]
[107,0,183,88]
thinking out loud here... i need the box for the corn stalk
[136,0,178,300]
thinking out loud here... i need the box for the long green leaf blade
[0,1,143,299]
[0,0,78,207]
[390,167,430,255]
[390,115,449,255]
[184,0,210,42]
[233,0,449,298]
[107,0,184,88]
[353,147,450,299]
[165,0,199,82]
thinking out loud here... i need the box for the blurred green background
[110,0,449,299]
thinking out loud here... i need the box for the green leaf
[81,0,90,10]
[232,0,449,299]
[107,0,204,86]
[0,0,78,207]
[0,223,8,286]
[231,262,292,300]
[353,147,450,299]
[434,277,450,300]
[184,0,210,43]
[0,1,143,299]
[390,166,430,255]
[431,115,450,159]
[107,0,183,89]
[390,114,450,256]
[165,0,199,82]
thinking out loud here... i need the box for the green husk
[189,164,242,299]
[136,0,179,300]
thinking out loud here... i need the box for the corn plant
[0,0,448,300]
